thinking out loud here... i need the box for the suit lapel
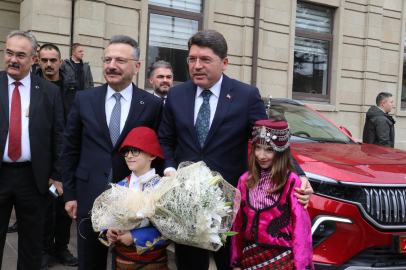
[29,75,41,126]
[112,83,147,152]
[204,75,234,149]
[91,84,112,147]
[0,72,9,123]
[184,81,201,150]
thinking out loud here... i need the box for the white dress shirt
[105,84,133,133]
[194,75,223,127]
[154,92,166,104]
[164,75,223,175]
[129,168,156,192]
[3,74,31,162]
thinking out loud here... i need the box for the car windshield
[267,100,354,144]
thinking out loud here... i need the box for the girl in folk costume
[231,120,314,270]
[99,127,170,270]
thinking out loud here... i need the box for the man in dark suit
[62,35,163,270]
[158,29,312,270]
[0,31,64,269]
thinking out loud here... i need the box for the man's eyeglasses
[186,57,222,65]
[101,57,138,65]
[120,147,141,157]
[5,50,32,60]
[40,58,59,64]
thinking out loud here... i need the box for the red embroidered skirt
[241,235,295,270]
[115,243,169,270]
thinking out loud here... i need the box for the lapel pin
[35,86,39,89]
[140,101,144,105]
[227,94,231,99]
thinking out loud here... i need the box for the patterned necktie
[8,82,22,162]
[195,89,212,148]
[107,93,122,185]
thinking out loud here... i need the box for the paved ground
[3,210,216,269]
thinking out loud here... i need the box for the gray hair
[7,30,38,57]
[376,92,393,107]
[107,35,140,60]
[188,29,227,59]
[149,60,173,78]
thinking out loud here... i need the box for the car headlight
[306,172,362,202]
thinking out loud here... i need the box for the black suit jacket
[62,83,163,217]
[0,71,64,194]
[158,74,267,187]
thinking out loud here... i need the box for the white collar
[196,74,223,98]
[7,73,31,87]
[129,168,156,192]
[106,83,132,102]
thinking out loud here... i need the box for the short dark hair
[376,92,392,106]
[39,43,61,59]
[71,43,82,52]
[149,60,173,78]
[108,35,140,60]
[188,29,227,59]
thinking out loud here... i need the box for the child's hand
[117,230,134,246]
[294,176,313,209]
[106,229,120,244]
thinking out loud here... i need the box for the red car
[262,98,406,269]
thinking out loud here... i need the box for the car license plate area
[399,235,406,253]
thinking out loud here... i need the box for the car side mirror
[340,127,352,137]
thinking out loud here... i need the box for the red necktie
[8,81,22,162]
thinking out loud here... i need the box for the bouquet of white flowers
[91,161,241,251]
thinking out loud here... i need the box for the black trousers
[43,194,72,254]
[0,162,48,270]
[76,216,108,270]
[175,238,232,270]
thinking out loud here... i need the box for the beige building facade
[0,0,405,149]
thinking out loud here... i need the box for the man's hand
[48,179,64,196]
[117,230,134,246]
[106,229,120,244]
[233,268,242,270]
[165,171,175,177]
[294,176,313,209]
[65,200,77,220]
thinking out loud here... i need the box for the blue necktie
[107,93,122,185]
[195,90,212,148]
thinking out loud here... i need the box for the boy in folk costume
[99,127,170,270]
[231,120,314,270]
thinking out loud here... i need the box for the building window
[293,2,333,101]
[402,32,406,109]
[146,1,203,89]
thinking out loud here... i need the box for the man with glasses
[158,29,312,270]
[36,43,79,270]
[0,30,64,269]
[62,35,163,270]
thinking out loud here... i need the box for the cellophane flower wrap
[91,161,241,251]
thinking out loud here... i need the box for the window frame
[293,2,334,102]
[145,4,203,90]
[402,45,406,109]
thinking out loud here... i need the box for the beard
[153,83,170,96]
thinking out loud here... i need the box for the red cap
[251,120,290,152]
[120,127,165,159]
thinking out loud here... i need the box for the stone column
[20,0,72,59]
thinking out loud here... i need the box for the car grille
[359,187,406,226]
[344,246,406,267]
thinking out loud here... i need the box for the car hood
[291,143,406,184]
